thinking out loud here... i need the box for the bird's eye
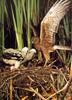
[32,40,34,44]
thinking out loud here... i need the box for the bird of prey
[32,0,72,66]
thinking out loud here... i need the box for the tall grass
[0,0,5,53]
[9,0,40,49]
[27,0,31,48]
[57,15,72,66]
[22,0,39,48]
[5,0,40,49]
[11,0,24,49]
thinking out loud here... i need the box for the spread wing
[40,0,71,48]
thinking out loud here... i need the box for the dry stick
[10,79,12,100]
[21,96,28,100]
[8,82,20,100]
[6,84,9,100]
[35,77,49,97]
[59,69,67,82]
[29,87,47,100]
[46,80,71,100]
[53,66,67,82]
[27,75,35,82]
[48,59,57,67]
[24,22,37,37]
[61,56,72,99]
[50,74,62,98]
[61,77,72,99]
[53,45,72,51]
[23,76,49,98]
[0,72,21,89]
[12,86,20,100]
[29,23,37,36]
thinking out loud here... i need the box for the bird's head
[21,47,29,58]
[32,36,41,51]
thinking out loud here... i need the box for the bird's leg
[41,47,50,67]
[44,59,48,67]
[44,53,50,67]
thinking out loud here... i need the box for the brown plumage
[32,0,72,66]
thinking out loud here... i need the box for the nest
[0,61,72,100]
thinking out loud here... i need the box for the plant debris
[0,56,72,100]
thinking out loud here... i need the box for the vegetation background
[0,0,72,99]
[0,0,71,66]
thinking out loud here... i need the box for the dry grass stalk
[10,79,12,100]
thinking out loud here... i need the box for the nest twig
[0,65,72,99]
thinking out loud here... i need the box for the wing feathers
[40,0,71,45]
